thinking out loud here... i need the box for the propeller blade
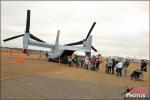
[91,45,97,52]
[3,34,24,42]
[25,10,30,33]
[66,40,83,46]
[85,22,96,40]
[30,34,46,43]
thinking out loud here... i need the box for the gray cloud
[1,1,149,59]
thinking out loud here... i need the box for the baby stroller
[130,69,143,80]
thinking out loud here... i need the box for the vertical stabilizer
[55,30,60,45]
[54,30,60,50]
[85,35,92,52]
[84,35,92,57]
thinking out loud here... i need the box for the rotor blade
[91,45,97,52]
[3,34,24,42]
[30,34,46,43]
[25,10,30,33]
[85,22,96,40]
[66,40,83,46]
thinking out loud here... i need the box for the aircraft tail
[51,30,60,52]
[55,30,60,49]
[84,35,92,53]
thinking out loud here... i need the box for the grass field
[1,50,149,99]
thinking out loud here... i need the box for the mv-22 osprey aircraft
[3,10,97,61]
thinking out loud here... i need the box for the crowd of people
[67,54,102,72]
[67,54,148,80]
[105,58,130,77]
[45,52,148,81]
[105,57,148,80]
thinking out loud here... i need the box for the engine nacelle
[23,32,30,54]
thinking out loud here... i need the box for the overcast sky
[1,1,149,59]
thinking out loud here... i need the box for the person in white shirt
[115,61,123,77]
[84,56,89,70]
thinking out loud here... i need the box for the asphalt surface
[1,74,123,100]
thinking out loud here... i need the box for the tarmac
[1,51,149,99]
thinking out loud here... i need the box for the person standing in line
[91,56,96,71]
[89,56,93,70]
[115,60,123,77]
[95,54,102,71]
[80,56,84,68]
[64,55,68,64]
[96,55,102,71]
[89,56,92,70]
[68,56,72,67]
[76,56,80,68]
[74,55,78,67]
[123,59,130,77]
[72,54,76,67]
[88,57,92,70]
[114,59,119,74]
[105,58,109,73]
[107,59,113,73]
[140,60,147,72]
[140,59,148,80]
[112,58,116,74]
[84,56,89,70]
[89,56,93,71]
[83,57,86,69]
[95,58,100,71]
